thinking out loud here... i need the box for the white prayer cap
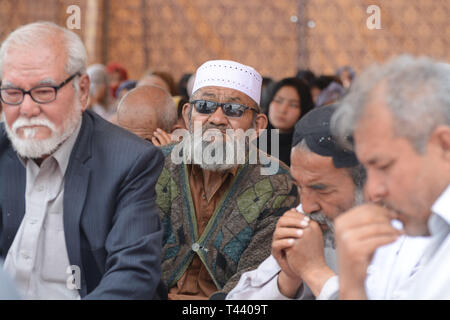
[192,60,262,105]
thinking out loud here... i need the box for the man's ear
[429,125,450,161]
[254,113,268,136]
[181,102,192,129]
[78,74,90,112]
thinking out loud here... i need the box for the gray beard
[183,124,250,172]
[182,132,237,172]
[308,212,336,249]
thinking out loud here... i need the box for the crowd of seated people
[0,21,449,302]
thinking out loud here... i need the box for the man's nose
[18,93,41,118]
[207,105,229,127]
[365,170,388,203]
[300,190,321,215]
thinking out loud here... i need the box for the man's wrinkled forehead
[291,148,346,185]
[1,41,67,80]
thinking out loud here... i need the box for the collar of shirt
[188,164,239,178]
[429,184,450,236]
[188,164,239,202]
[19,118,83,177]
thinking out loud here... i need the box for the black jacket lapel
[63,111,93,297]
[3,147,26,256]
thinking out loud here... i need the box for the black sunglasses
[190,100,259,118]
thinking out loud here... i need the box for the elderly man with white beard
[226,104,430,300]
[0,22,165,299]
[156,60,299,299]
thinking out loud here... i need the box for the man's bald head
[117,85,177,140]
[137,74,171,93]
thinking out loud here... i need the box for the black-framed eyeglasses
[0,72,81,105]
[190,100,259,118]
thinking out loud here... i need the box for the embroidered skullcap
[192,60,262,105]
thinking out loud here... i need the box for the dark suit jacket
[0,110,166,299]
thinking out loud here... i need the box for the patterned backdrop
[0,0,87,45]
[105,0,299,81]
[305,0,450,74]
[0,0,449,83]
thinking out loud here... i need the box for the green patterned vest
[156,143,298,293]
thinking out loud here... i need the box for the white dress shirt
[4,122,82,300]
[227,204,430,300]
[227,204,338,300]
[395,185,450,299]
[365,220,430,299]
